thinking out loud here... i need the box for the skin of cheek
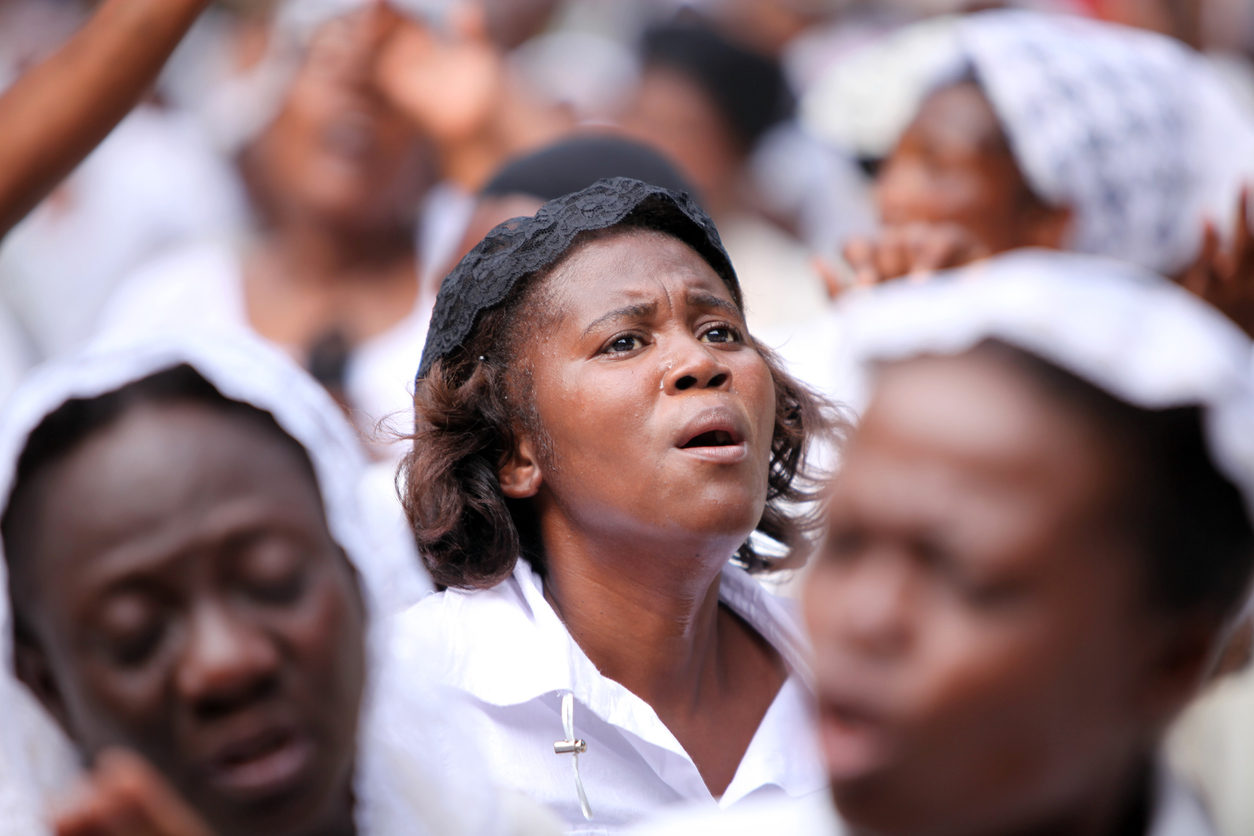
[808,546,1158,836]
[528,332,775,543]
[50,565,364,782]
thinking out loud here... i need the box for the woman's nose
[175,601,281,715]
[662,336,732,393]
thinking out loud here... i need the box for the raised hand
[827,222,993,299]
[53,749,213,836]
[372,2,503,146]
[1178,187,1254,339]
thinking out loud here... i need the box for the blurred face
[15,402,366,836]
[804,350,1168,836]
[513,229,776,559]
[246,10,432,233]
[876,82,1067,254]
[623,68,742,209]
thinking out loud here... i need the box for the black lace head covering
[416,176,741,380]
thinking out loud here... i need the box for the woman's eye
[97,599,167,669]
[245,570,308,606]
[231,534,311,606]
[604,334,645,354]
[111,626,165,668]
[700,324,742,344]
[822,528,865,563]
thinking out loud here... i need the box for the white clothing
[630,769,1214,836]
[1169,664,1254,836]
[629,788,842,835]
[95,239,432,456]
[389,558,826,834]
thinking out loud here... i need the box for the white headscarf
[0,334,495,834]
[836,248,1254,614]
[957,10,1254,276]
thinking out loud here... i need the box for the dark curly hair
[400,226,844,590]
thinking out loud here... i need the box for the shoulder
[386,561,564,701]
[718,564,812,678]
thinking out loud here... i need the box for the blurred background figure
[619,17,840,336]
[0,0,238,407]
[829,10,1254,284]
[436,130,696,279]
[95,2,437,455]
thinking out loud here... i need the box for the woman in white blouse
[391,177,843,832]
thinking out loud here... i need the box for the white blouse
[387,559,826,834]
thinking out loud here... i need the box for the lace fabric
[417,177,741,380]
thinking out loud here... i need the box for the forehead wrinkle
[579,300,659,338]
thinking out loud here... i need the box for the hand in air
[372,1,503,145]
[53,749,213,836]
[827,222,991,300]
[1178,187,1254,339]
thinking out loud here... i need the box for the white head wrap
[837,249,1254,614]
[0,334,460,833]
[957,10,1254,276]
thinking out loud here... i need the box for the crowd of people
[0,0,1252,834]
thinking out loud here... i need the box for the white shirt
[629,768,1216,836]
[388,559,826,834]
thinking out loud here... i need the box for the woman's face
[875,82,1067,255]
[12,401,366,836]
[508,229,777,558]
[804,350,1174,836]
[246,10,432,233]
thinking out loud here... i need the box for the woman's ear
[1135,614,1221,731]
[14,636,73,737]
[498,435,543,498]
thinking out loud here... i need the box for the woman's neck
[261,219,414,285]
[542,540,727,713]
[537,522,788,796]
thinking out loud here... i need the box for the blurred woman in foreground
[641,251,1254,835]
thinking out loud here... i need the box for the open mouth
[681,429,740,448]
[207,726,315,800]
[816,696,897,779]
